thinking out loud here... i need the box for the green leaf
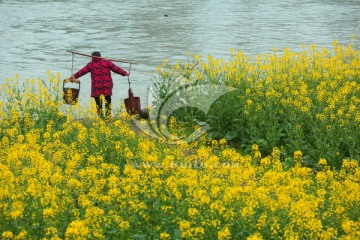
[132,234,147,240]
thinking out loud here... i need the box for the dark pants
[94,95,112,118]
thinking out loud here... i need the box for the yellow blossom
[65,220,89,238]
[2,231,14,239]
[119,220,130,230]
[218,227,231,240]
[160,232,171,240]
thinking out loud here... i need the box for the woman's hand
[72,78,80,83]
[69,76,80,83]
[64,77,80,83]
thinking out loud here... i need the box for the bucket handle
[63,79,80,91]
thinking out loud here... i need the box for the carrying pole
[66,50,137,64]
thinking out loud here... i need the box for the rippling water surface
[1,0,359,106]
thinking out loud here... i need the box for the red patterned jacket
[73,57,128,97]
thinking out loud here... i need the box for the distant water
[1,0,359,107]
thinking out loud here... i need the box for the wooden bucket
[124,88,141,115]
[63,80,80,105]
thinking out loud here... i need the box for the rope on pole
[71,52,74,76]
[128,62,133,89]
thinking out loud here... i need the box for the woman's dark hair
[91,51,101,57]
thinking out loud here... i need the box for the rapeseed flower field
[154,41,360,169]
[0,42,359,239]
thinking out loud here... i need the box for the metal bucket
[63,80,80,105]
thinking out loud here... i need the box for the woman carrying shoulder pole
[68,51,130,119]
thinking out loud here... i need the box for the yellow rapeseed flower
[160,232,171,240]
[65,220,89,238]
[1,231,14,239]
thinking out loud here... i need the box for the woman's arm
[73,63,91,79]
[109,62,129,76]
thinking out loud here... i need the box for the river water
[1,0,360,108]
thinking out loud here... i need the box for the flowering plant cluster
[153,41,360,169]
[0,42,359,239]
